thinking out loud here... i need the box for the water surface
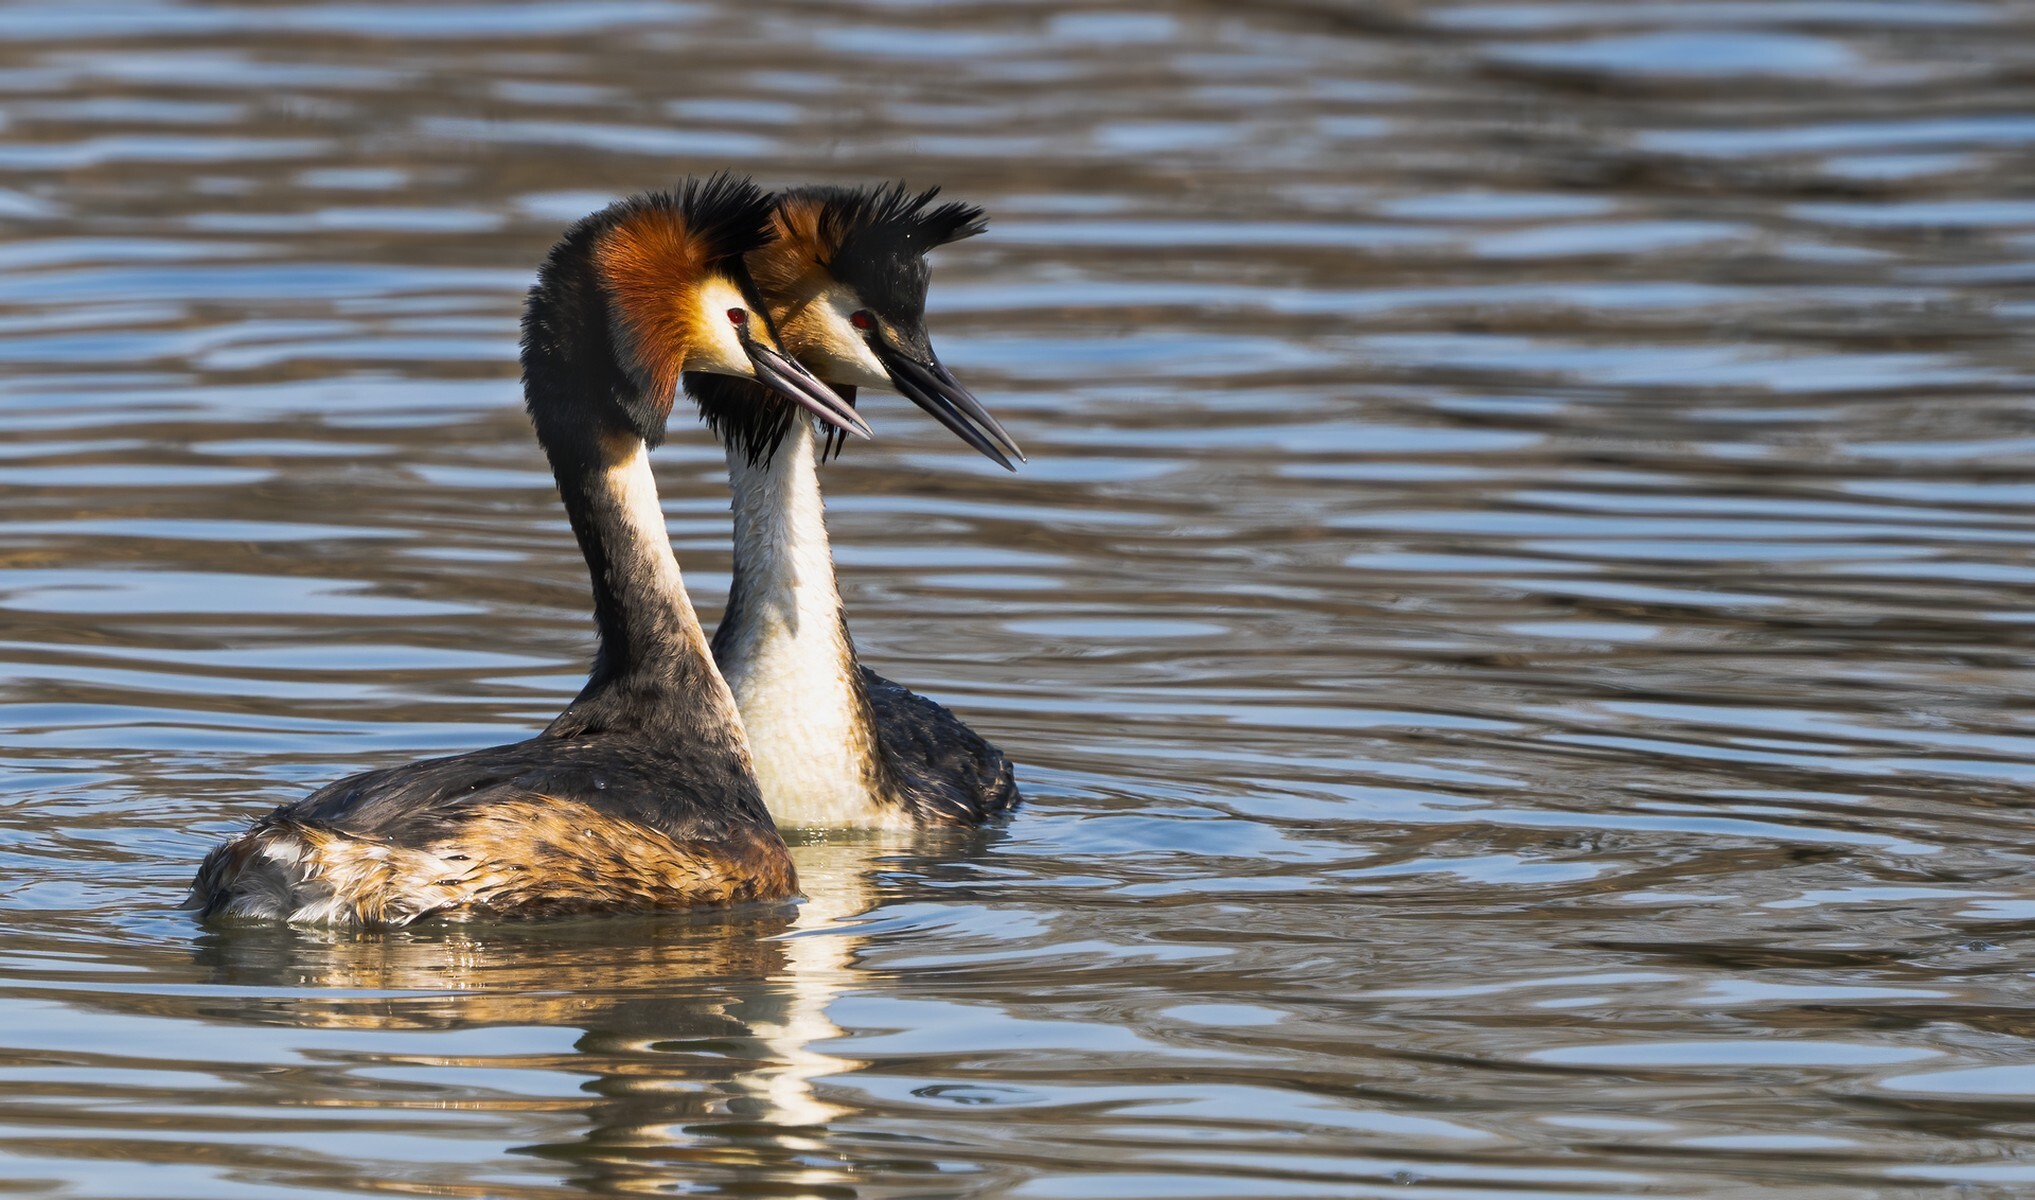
[5,1,2035,1196]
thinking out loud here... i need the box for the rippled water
[7,1,2035,1196]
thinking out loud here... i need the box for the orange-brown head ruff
[191,799,800,928]
[700,182,1015,467]
[522,176,780,451]
[591,181,777,427]
[747,182,987,332]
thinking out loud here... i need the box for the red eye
[849,310,875,332]
[727,307,746,326]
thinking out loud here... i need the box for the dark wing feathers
[282,734,769,847]
[862,665,1020,824]
[199,733,796,924]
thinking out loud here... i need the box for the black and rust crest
[521,174,779,449]
[809,182,987,326]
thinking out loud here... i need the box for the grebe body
[687,184,1023,829]
[190,177,868,925]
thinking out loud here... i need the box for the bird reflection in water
[190,835,915,1193]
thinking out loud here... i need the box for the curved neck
[535,413,747,744]
[712,420,895,825]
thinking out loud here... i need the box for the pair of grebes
[189,176,1022,925]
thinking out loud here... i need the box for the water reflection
[189,838,898,1196]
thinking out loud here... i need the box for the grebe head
[743,181,1023,469]
[521,174,868,450]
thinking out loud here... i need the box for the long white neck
[713,421,900,827]
[543,438,756,778]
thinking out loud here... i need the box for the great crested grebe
[684,183,1024,828]
[189,176,872,925]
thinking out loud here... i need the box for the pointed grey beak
[871,338,1025,472]
[745,340,873,440]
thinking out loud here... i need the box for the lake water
[6,1,2035,1196]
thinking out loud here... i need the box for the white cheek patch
[689,276,754,378]
[811,295,890,388]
